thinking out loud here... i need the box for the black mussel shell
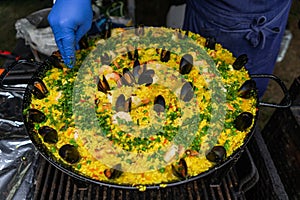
[180,82,194,102]
[179,54,193,75]
[122,68,136,86]
[185,30,189,37]
[233,54,248,70]
[27,109,46,123]
[59,144,81,164]
[142,69,155,77]
[104,164,123,179]
[205,37,216,50]
[133,63,146,79]
[97,75,110,93]
[47,51,63,69]
[28,78,48,99]
[116,94,126,112]
[38,126,58,144]
[138,73,153,86]
[116,94,131,112]
[134,49,139,60]
[127,51,133,60]
[133,59,141,77]
[234,112,254,131]
[153,95,165,114]
[160,49,171,62]
[206,146,226,163]
[172,158,188,179]
[238,80,257,99]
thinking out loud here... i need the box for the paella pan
[21,27,289,190]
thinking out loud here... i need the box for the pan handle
[0,60,38,89]
[251,74,291,108]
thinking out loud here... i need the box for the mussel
[27,109,46,123]
[138,73,153,86]
[132,62,144,77]
[116,94,131,112]
[38,126,58,144]
[28,78,48,99]
[234,112,253,131]
[205,37,216,50]
[97,75,110,94]
[122,68,136,86]
[185,30,189,37]
[233,54,248,70]
[59,144,81,164]
[206,146,226,163]
[160,49,171,62]
[153,95,166,114]
[48,51,63,69]
[142,69,155,77]
[180,82,194,102]
[172,158,188,179]
[104,163,123,179]
[179,54,193,75]
[133,59,141,77]
[238,80,257,99]
[134,49,139,60]
[127,50,133,60]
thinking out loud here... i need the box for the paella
[24,27,257,189]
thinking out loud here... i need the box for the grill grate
[31,149,257,200]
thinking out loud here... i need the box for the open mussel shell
[153,95,166,114]
[233,54,248,70]
[97,75,110,94]
[238,80,257,99]
[180,82,194,102]
[26,109,46,123]
[116,94,131,112]
[47,51,63,69]
[205,37,216,50]
[122,68,136,86]
[59,144,81,164]
[179,54,193,75]
[138,73,153,86]
[38,126,58,144]
[104,164,123,179]
[28,78,48,99]
[234,112,254,131]
[172,158,188,179]
[160,49,171,62]
[206,146,226,163]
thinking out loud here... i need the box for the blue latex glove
[48,0,93,68]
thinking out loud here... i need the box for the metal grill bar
[31,149,257,200]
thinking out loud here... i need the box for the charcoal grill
[0,38,295,200]
[0,56,259,200]
[30,149,257,200]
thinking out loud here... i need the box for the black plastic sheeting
[0,86,38,200]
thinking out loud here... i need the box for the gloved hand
[48,0,93,68]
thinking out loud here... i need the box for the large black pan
[0,52,291,190]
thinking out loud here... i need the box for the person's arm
[48,0,93,68]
